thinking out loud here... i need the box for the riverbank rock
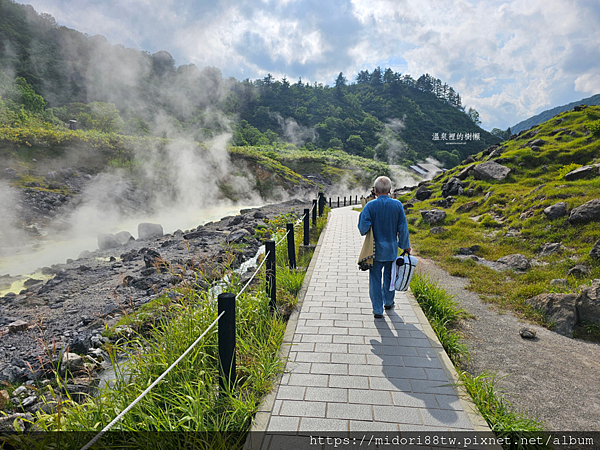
[138,223,163,240]
[472,161,511,181]
[497,254,531,271]
[227,229,251,243]
[60,352,85,373]
[421,209,446,225]
[97,233,121,250]
[568,199,600,224]
[526,293,578,337]
[543,202,567,220]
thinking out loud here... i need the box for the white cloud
[19,0,600,129]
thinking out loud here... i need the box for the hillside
[0,0,497,168]
[510,93,600,135]
[402,105,600,339]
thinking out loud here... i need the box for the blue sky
[23,0,600,130]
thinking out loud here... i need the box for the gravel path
[416,256,600,431]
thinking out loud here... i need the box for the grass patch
[410,273,468,364]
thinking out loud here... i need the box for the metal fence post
[318,192,324,217]
[355,195,357,205]
[344,196,346,206]
[286,223,296,269]
[337,197,340,208]
[303,208,309,246]
[218,293,236,392]
[312,199,317,226]
[265,240,276,313]
[329,198,331,208]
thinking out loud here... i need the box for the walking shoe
[374,313,383,318]
[384,302,395,310]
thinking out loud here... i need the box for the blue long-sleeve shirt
[358,194,410,262]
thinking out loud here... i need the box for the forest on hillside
[0,0,499,167]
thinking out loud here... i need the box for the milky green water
[0,204,261,289]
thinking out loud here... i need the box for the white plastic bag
[389,251,418,292]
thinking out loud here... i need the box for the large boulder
[526,293,578,337]
[414,186,432,201]
[568,199,600,224]
[114,231,135,245]
[138,223,164,240]
[543,202,567,220]
[421,209,446,225]
[497,254,531,271]
[577,280,600,326]
[97,233,121,250]
[472,161,511,181]
[564,165,599,181]
[442,177,464,198]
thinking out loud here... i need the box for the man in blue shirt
[358,176,411,318]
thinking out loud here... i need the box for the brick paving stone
[391,391,439,409]
[267,416,300,432]
[326,403,373,421]
[419,408,473,429]
[373,405,423,425]
[279,400,326,418]
[294,352,331,363]
[348,389,394,406]
[277,386,306,400]
[329,375,369,389]
[305,387,348,402]
[311,363,348,375]
[348,364,386,377]
[425,368,450,381]
[298,417,349,432]
[288,373,329,387]
[349,420,400,432]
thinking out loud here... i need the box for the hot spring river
[0,203,262,295]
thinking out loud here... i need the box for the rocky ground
[0,196,312,422]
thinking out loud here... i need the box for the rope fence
[80,191,341,450]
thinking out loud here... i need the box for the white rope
[80,309,225,450]
[275,229,290,247]
[294,213,306,227]
[235,250,270,299]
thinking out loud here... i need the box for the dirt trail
[417,257,600,431]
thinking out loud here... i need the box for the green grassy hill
[403,105,600,338]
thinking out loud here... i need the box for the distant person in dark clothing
[358,176,411,318]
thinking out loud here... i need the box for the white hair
[374,176,391,194]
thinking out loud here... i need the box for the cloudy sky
[24,0,600,130]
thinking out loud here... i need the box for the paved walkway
[248,206,490,449]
